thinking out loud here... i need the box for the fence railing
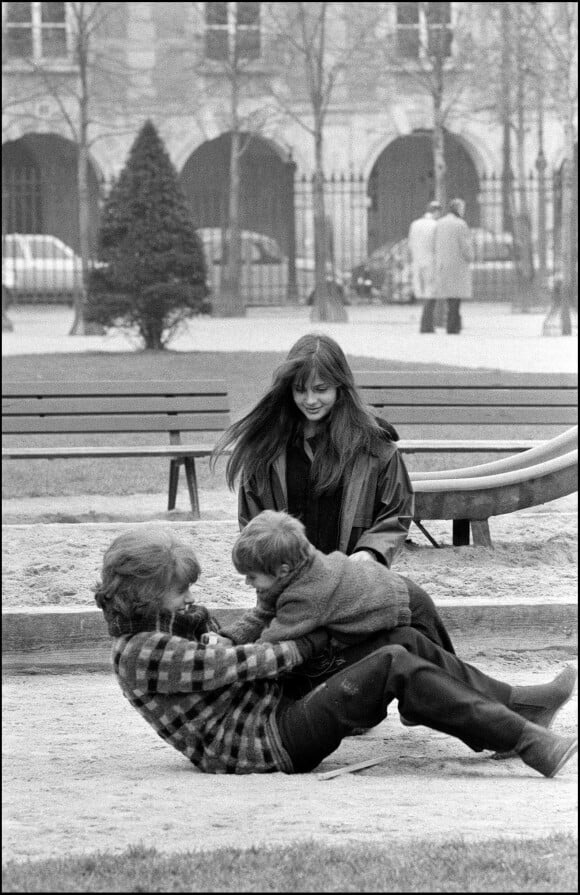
[2,168,577,309]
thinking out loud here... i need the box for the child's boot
[493,665,577,760]
[514,722,578,778]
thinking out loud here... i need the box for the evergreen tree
[87,120,209,349]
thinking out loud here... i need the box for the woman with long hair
[211,332,454,653]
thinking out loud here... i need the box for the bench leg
[471,520,493,548]
[183,457,200,520]
[168,459,180,511]
[412,520,441,548]
[452,519,470,546]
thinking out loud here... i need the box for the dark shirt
[286,432,343,555]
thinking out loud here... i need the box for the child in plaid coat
[94,525,577,777]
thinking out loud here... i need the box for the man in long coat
[408,200,441,332]
[431,197,473,334]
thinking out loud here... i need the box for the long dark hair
[211,333,391,494]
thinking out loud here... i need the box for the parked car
[197,227,346,305]
[2,233,84,303]
[350,228,555,304]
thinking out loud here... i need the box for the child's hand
[349,550,376,563]
[201,632,234,646]
[214,634,235,645]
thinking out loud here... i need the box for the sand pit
[2,489,577,863]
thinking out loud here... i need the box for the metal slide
[410,426,578,545]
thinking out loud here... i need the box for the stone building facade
[2,1,572,296]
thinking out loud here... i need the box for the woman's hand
[349,550,376,563]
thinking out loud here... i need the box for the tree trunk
[285,159,298,303]
[310,129,347,323]
[215,73,245,318]
[69,29,103,336]
[2,216,14,331]
[511,4,535,310]
[432,82,446,208]
[2,285,14,332]
[561,110,577,321]
[500,4,513,233]
[558,153,575,334]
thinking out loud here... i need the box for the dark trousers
[420,298,462,333]
[280,578,457,699]
[277,627,524,773]
[405,577,455,654]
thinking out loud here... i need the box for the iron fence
[2,166,576,309]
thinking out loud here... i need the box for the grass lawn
[2,351,565,499]
[2,835,577,893]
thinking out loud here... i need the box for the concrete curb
[2,601,577,673]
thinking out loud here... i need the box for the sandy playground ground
[2,488,578,864]
[1,489,578,610]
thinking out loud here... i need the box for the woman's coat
[238,441,414,569]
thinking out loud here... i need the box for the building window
[3,1,70,62]
[396,2,453,60]
[205,1,261,62]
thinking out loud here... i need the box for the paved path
[3,302,578,372]
[2,662,577,864]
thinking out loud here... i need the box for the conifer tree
[88,120,209,349]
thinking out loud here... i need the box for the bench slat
[1,441,539,460]
[2,445,223,459]
[397,439,542,453]
[2,395,230,416]
[2,413,231,434]
[3,374,576,528]
[359,388,577,407]
[2,379,229,397]
[355,371,578,388]
[369,406,578,425]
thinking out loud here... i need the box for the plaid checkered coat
[110,610,303,774]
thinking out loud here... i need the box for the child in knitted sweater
[220,509,412,646]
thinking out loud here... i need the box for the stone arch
[2,133,101,253]
[178,132,295,252]
[365,129,481,253]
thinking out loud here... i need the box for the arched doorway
[367,130,480,253]
[179,132,294,252]
[2,133,101,253]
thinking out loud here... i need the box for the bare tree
[521,1,578,334]
[484,2,577,324]
[446,4,547,306]
[503,4,547,300]
[188,1,279,317]
[2,2,160,334]
[268,3,383,322]
[378,2,479,209]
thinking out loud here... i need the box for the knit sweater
[109,609,304,774]
[221,549,411,646]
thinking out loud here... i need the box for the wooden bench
[355,371,578,454]
[2,380,231,519]
[355,370,578,545]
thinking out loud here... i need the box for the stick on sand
[317,756,390,780]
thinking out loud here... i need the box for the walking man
[430,197,473,334]
[408,200,441,332]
